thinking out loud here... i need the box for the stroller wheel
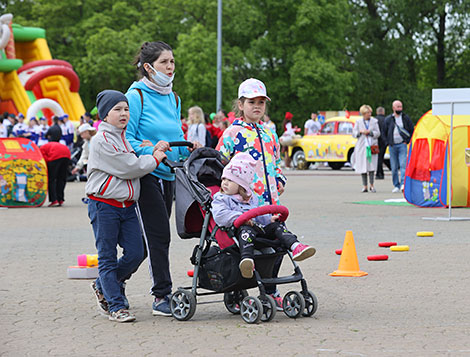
[240,296,263,324]
[282,291,305,319]
[224,290,248,315]
[170,289,196,321]
[301,290,318,317]
[258,295,277,322]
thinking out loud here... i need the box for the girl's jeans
[88,200,144,312]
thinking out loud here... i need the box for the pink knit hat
[222,152,258,196]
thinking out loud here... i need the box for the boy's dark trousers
[88,200,145,312]
[47,157,69,202]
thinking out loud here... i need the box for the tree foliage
[2,0,470,129]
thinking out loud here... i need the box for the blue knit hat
[96,90,128,120]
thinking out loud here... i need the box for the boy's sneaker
[152,295,172,316]
[109,309,135,323]
[269,291,283,311]
[90,281,109,315]
[239,258,254,279]
[292,244,316,262]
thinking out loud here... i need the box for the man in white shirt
[304,112,321,135]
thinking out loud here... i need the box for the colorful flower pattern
[217,119,286,206]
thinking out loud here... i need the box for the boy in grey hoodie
[86,90,168,323]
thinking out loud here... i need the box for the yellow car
[288,115,390,170]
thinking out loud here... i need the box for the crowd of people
[1,39,414,323]
[278,101,414,193]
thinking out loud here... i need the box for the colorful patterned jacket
[216,119,286,206]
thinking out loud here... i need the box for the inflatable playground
[0,13,85,123]
[1,13,87,207]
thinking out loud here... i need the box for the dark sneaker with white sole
[152,295,172,316]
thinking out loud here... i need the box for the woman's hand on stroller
[189,141,203,152]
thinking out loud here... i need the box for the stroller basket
[198,245,283,293]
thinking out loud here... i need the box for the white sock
[291,242,300,251]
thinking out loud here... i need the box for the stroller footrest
[259,272,303,285]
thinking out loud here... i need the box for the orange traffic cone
[330,231,368,277]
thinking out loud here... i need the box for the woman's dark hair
[133,41,173,79]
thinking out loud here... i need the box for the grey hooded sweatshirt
[85,121,158,205]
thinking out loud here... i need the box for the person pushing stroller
[211,152,316,279]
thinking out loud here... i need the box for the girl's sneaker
[90,281,109,315]
[239,258,254,279]
[269,291,284,311]
[292,244,316,262]
[109,309,135,323]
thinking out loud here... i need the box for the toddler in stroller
[169,144,318,323]
[212,152,316,279]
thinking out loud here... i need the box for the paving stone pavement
[1,168,470,356]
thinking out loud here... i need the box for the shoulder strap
[135,88,144,111]
[136,88,179,110]
[173,91,179,108]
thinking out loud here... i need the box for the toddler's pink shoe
[292,244,316,261]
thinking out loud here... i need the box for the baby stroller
[165,142,318,324]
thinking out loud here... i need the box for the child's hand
[153,141,171,154]
[153,150,167,164]
[140,140,153,147]
[271,214,280,222]
[247,219,255,226]
[278,181,285,195]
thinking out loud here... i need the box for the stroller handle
[233,205,289,228]
[168,141,194,148]
[161,141,194,169]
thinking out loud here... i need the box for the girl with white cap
[216,78,291,309]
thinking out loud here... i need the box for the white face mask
[147,64,174,87]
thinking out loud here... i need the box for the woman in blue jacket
[125,41,201,316]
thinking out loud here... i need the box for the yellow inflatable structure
[0,13,85,122]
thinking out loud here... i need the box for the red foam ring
[367,255,389,261]
[335,249,342,255]
[378,242,397,247]
[187,269,194,277]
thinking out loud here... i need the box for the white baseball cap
[238,78,271,101]
[78,123,97,134]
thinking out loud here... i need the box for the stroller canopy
[175,147,226,239]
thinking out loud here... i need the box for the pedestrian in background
[352,104,380,192]
[39,132,71,206]
[187,105,206,147]
[384,100,414,193]
[375,106,387,179]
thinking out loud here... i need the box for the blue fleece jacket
[125,81,188,181]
